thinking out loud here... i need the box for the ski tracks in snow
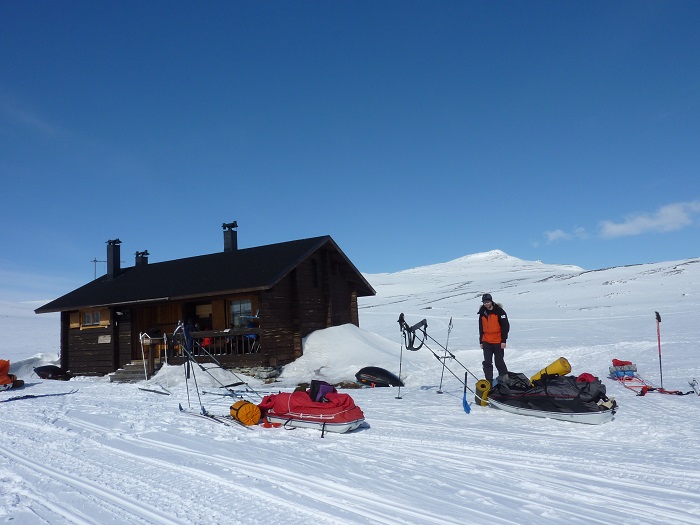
[355,388,700,525]
[2,383,699,525]
[2,389,462,525]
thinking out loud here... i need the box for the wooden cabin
[35,226,376,376]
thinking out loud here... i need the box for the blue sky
[1,1,699,301]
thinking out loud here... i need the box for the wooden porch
[138,328,263,376]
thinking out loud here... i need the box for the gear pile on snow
[487,358,617,425]
[609,359,694,396]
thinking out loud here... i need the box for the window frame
[79,308,109,329]
[228,298,253,329]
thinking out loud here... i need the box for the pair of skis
[0,389,79,403]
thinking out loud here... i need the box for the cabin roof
[35,235,375,313]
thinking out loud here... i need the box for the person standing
[478,293,510,385]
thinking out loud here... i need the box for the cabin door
[131,306,161,360]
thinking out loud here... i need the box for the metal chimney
[135,250,149,266]
[106,239,121,279]
[223,221,238,252]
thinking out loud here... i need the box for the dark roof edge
[35,284,275,314]
[263,236,375,296]
[34,234,375,314]
[323,237,377,296]
[259,236,329,289]
[35,296,171,314]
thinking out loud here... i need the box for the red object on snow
[612,359,633,367]
[258,390,365,433]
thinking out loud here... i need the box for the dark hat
[482,293,493,303]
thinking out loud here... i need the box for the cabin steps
[109,361,163,383]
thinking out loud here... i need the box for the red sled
[609,360,693,396]
[258,388,365,435]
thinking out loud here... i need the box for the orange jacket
[0,359,12,385]
[478,304,510,345]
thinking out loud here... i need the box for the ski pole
[655,311,664,389]
[437,317,453,394]
[462,371,471,414]
[396,321,405,400]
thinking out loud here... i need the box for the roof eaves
[324,237,377,296]
[263,236,332,289]
[35,296,172,314]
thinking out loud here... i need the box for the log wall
[60,245,364,374]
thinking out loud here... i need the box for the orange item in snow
[230,400,262,426]
[0,360,12,386]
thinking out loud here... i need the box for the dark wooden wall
[254,247,360,366]
[259,271,296,365]
[64,325,116,375]
[59,246,364,374]
[60,312,69,371]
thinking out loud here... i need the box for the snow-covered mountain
[358,251,700,387]
[1,251,699,525]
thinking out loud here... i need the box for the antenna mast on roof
[91,258,106,280]
[91,257,125,279]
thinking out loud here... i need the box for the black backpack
[308,380,336,402]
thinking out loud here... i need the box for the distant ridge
[359,251,700,323]
[368,250,585,276]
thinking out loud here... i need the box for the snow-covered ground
[2,250,699,524]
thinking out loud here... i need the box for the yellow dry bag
[230,400,262,426]
[530,357,571,383]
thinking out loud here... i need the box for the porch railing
[172,329,261,358]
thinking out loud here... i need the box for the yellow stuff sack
[530,357,572,383]
[474,379,491,407]
[230,400,262,426]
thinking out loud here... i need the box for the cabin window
[229,299,252,329]
[85,311,100,326]
[80,308,110,329]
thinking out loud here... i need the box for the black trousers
[482,343,508,384]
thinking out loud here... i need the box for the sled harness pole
[398,313,428,351]
[396,312,430,399]
[395,315,406,399]
[173,321,204,412]
[172,320,266,402]
[655,311,664,389]
[462,371,470,414]
[398,313,480,396]
[437,317,453,394]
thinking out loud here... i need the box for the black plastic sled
[488,372,616,425]
[355,366,404,387]
[34,365,73,381]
